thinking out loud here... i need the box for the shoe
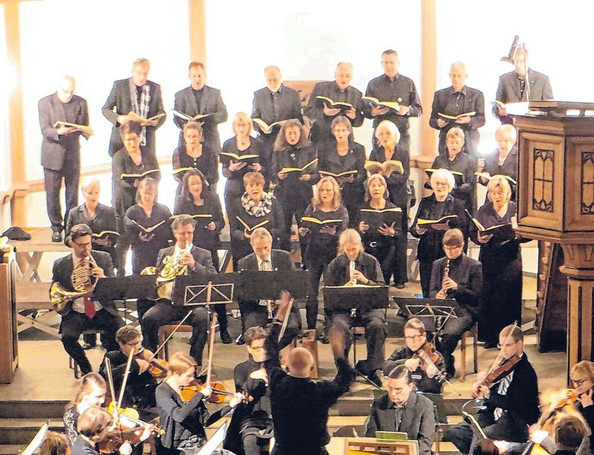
[82,342,95,350]
[317,334,329,344]
[395,283,406,289]
[483,342,498,349]
[52,231,62,242]
[368,369,383,388]
[235,333,245,345]
[220,331,232,344]
[355,360,370,376]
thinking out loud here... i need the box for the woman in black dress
[221,113,263,219]
[172,121,218,205]
[318,115,365,227]
[124,178,172,275]
[358,174,400,285]
[411,169,467,297]
[478,124,518,201]
[473,175,523,348]
[369,120,410,287]
[272,119,319,255]
[430,126,476,214]
[299,176,349,333]
[229,171,285,269]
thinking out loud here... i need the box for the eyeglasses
[572,379,588,387]
[72,241,92,248]
[496,340,519,349]
[404,334,423,341]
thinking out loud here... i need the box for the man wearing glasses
[444,324,539,453]
[52,224,123,374]
[383,318,443,394]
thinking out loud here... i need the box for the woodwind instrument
[349,260,357,286]
[439,258,450,296]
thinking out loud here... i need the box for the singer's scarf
[129,79,151,146]
[241,192,274,217]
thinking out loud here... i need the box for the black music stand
[176,273,239,306]
[236,270,309,300]
[92,275,158,301]
[393,297,461,334]
[323,285,389,312]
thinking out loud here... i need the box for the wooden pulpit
[514,101,594,374]
[0,242,18,383]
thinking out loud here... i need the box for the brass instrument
[50,255,97,312]
[156,241,191,300]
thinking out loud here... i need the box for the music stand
[236,270,309,300]
[92,275,157,301]
[323,285,389,312]
[176,273,239,306]
[393,297,462,334]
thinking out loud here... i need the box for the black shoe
[82,342,95,350]
[220,331,232,344]
[235,333,245,345]
[317,334,329,344]
[368,369,383,388]
[395,283,406,289]
[355,360,370,376]
[52,231,62,242]
[483,342,498,349]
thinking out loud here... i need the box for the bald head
[57,76,76,103]
[449,62,467,92]
[287,347,314,378]
[335,62,353,91]
[265,66,282,92]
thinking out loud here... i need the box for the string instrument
[412,341,447,383]
[135,347,168,379]
[179,379,234,404]
[479,353,521,389]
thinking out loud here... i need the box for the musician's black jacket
[98,350,157,412]
[429,254,483,316]
[326,252,384,287]
[383,346,442,394]
[264,323,355,454]
[482,353,540,428]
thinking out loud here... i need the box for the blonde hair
[571,360,594,382]
[77,407,114,440]
[404,317,426,334]
[135,177,159,203]
[232,112,254,136]
[243,171,265,187]
[251,227,272,244]
[312,176,341,211]
[365,174,389,201]
[69,373,106,407]
[446,126,465,142]
[500,324,523,342]
[487,175,512,203]
[338,228,362,254]
[168,351,197,377]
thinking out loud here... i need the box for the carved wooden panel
[533,148,555,213]
[581,152,594,215]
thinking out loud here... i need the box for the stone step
[0,419,64,445]
[0,445,22,455]
[0,400,68,419]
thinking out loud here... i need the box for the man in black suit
[141,215,217,366]
[305,62,364,148]
[39,76,90,242]
[326,229,386,386]
[173,61,228,153]
[429,62,485,157]
[102,58,166,158]
[364,365,435,455]
[430,228,482,378]
[236,227,301,348]
[494,48,553,123]
[364,49,423,153]
[444,325,540,454]
[52,224,123,374]
[252,65,303,183]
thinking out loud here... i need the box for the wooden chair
[68,328,105,379]
[459,324,478,380]
[157,323,194,361]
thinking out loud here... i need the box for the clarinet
[440,258,451,296]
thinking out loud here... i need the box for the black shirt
[192,87,203,110]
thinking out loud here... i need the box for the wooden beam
[419,0,437,163]
[188,0,206,63]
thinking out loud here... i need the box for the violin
[412,341,447,383]
[99,404,163,454]
[480,353,521,388]
[179,379,234,404]
[135,347,168,379]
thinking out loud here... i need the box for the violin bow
[484,321,518,379]
[116,348,135,414]
[277,290,293,343]
[205,310,218,386]
[152,310,194,359]
[103,357,119,414]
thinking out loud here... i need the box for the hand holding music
[370,105,389,117]
[249,162,262,172]
[415,225,427,235]
[323,105,341,117]
[228,160,247,172]
[397,105,410,116]
[359,221,369,232]
[206,221,216,231]
[56,125,77,135]
[497,104,508,117]
[277,171,288,180]
[378,222,396,236]
[477,232,493,244]
[455,115,471,125]
[437,118,448,128]
[404,358,421,371]
[298,227,310,237]
[345,107,357,120]
[337,175,355,184]
[299,173,311,182]
[432,221,450,231]
[319,225,337,235]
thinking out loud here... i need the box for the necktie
[261,259,271,272]
[84,297,96,318]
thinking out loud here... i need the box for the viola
[412,341,447,383]
[481,354,521,388]
[179,379,233,404]
[135,347,169,379]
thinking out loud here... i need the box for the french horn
[50,255,97,312]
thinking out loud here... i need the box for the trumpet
[51,255,98,312]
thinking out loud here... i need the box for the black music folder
[93,275,157,301]
[236,270,309,300]
[323,285,389,312]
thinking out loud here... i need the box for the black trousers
[327,309,386,370]
[436,309,475,376]
[305,251,334,330]
[277,195,308,259]
[61,308,123,374]
[44,163,80,232]
[141,302,209,365]
[239,300,301,350]
[419,260,433,298]
[243,432,270,455]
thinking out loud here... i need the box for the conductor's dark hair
[77,406,113,439]
[555,415,587,450]
[388,364,412,382]
[171,214,196,231]
[69,224,93,244]
[244,326,268,346]
[472,439,499,455]
[119,121,142,137]
[116,325,140,345]
[382,49,398,57]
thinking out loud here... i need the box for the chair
[290,329,319,378]
[351,324,366,367]
[157,323,194,361]
[458,324,478,380]
[68,328,105,379]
